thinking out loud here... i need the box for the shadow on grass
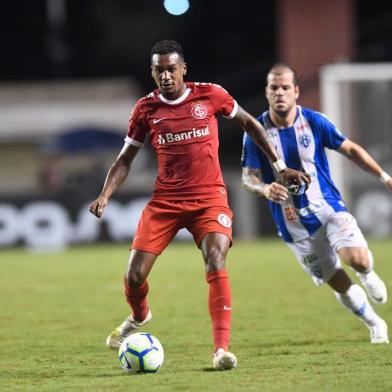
[258,337,363,349]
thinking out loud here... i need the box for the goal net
[320,63,392,237]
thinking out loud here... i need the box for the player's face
[265,71,299,117]
[151,53,187,100]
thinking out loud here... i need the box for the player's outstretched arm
[89,143,140,218]
[242,167,288,202]
[233,106,310,187]
[233,106,279,163]
[338,139,392,192]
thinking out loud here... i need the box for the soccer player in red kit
[89,40,309,370]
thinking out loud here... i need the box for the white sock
[334,284,380,327]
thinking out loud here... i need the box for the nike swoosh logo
[153,118,166,124]
[223,305,231,311]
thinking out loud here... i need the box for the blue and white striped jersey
[242,106,347,243]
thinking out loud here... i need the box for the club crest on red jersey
[191,103,207,119]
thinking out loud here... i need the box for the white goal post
[320,63,392,237]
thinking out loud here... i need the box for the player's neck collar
[158,88,191,105]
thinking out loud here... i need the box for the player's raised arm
[338,139,392,192]
[89,143,140,218]
[233,105,310,187]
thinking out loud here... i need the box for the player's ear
[295,84,299,99]
[182,62,187,76]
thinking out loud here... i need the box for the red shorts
[131,197,233,255]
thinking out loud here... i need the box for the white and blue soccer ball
[118,333,164,374]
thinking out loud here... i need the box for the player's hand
[385,178,392,193]
[279,168,311,191]
[264,182,289,203]
[89,197,108,218]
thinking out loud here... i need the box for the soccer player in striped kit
[89,42,309,370]
[242,63,391,344]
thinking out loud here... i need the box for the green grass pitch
[1,239,391,391]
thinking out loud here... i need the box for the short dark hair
[150,40,184,61]
[267,63,298,86]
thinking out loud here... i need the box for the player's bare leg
[338,247,387,304]
[201,233,237,370]
[328,269,389,344]
[106,250,157,349]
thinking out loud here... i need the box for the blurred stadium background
[1,0,392,251]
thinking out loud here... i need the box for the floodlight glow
[163,0,190,16]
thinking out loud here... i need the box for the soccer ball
[118,333,164,374]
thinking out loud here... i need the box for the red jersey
[125,82,238,200]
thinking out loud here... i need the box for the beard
[274,107,290,117]
[272,101,294,118]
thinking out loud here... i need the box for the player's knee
[126,268,146,287]
[204,248,226,271]
[342,248,369,271]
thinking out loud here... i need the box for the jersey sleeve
[209,84,238,119]
[241,132,263,168]
[124,99,148,147]
[312,111,347,150]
